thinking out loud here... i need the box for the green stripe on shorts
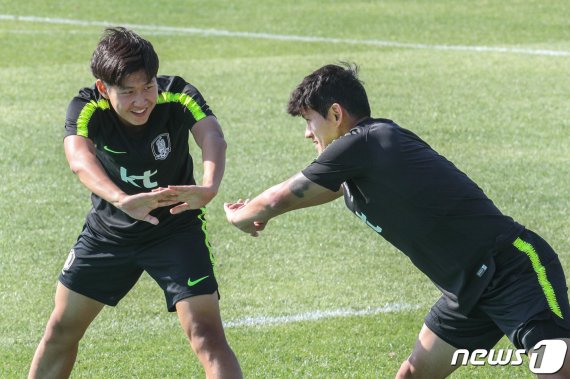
[198,208,216,277]
[513,237,563,319]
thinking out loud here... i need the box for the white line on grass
[2,14,570,57]
[223,303,420,328]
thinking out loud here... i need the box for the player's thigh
[175,292,226,342]
[140,229,218,312]
[46,282,105,340]
[425,296,504,352]
[482,229,570,350]
[59,234,144,306]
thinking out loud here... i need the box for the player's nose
[132,91,148,107]
[304,125,313,139]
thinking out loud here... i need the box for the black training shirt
[64,75,214,244]
[302,118,523,312]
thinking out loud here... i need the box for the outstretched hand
[116,188,179,225]
[224,199,266,237]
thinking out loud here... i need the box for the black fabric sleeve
[301,130,370,191]
[64,95,101,140]
[181,82,215,128]
[161,76,215,130]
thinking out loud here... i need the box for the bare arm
[224,172,342,236]
[167,116,227,213]
[64,135,125,204]
[64,135,178,224]
[191,115,226,192]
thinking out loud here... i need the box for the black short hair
[287,63,371,119]
[90,27,159,86]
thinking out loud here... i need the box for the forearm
[64,135,126,206]
[230,184,289,226]
[200,135,226,192]
[229,173,342,229]
[191,116,227,193]
[70,156,126,206]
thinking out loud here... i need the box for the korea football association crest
[151,133,172,160]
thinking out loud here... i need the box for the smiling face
[301,105,344,155]
[96,69,158,127]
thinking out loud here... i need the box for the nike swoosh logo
[103,145,128,154]
[187,275,209,287]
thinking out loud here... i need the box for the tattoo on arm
[289,176,311,198]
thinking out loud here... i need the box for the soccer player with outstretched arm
[225,63,570,378]
[29,27,242,379]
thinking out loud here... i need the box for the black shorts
[425,229,570,351]
[59,224,218,312]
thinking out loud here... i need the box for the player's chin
[128,115,150,126]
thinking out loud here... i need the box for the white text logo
[355,211,382,234]
[451,340,567,374]
[120,167,158,189]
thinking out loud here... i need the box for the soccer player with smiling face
[224,63,570,378]
[28,27,242,378]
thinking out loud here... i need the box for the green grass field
[1,1,569,377]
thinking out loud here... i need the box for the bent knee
[396,357,451,379]
[396,358,431,379]
[186,323,229,354]
[396,359,415,379]
[42,316,87,345]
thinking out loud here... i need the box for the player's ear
[95,79,109,99]
[329,103,343,126]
